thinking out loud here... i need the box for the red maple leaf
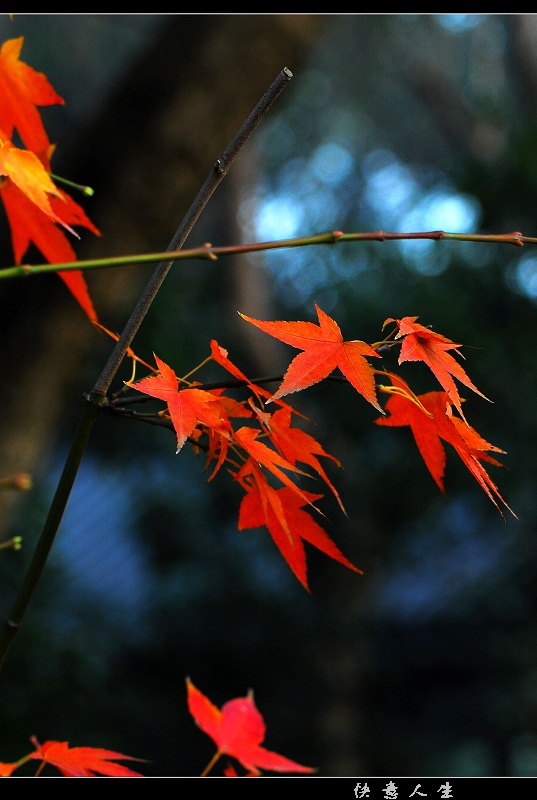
[0,37,63,153]
[134,355,232,453]
[0,139,75,230]
[210,339,251,383]
[386,316,488,418]
[0,38,99,322]
[1,177,99,322]
[186,678,313,776]
[29,738,144,777]
[233,427,314,508]
[376,374,448,491]
[376,373,513,515]
[238,472,361,591]
[241,304,382,410]
[255,405,345,513]
[210,338,283,407]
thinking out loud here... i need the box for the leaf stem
[200,749,223,777]
[49,172,94,196]
[180,355,214,383]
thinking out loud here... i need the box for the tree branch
[0,227,531,281]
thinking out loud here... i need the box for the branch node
[202,242,218,260]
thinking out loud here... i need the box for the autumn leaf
[0,140,75,231]
[210,338,279,406]
[134,355,231,453]
[29,738,144,777]
[0,37,99,322]
[386,316,488,418]
[0,37,63,153]
[186,678,313,776]
[256,405,346,513]
[233,427,314,506]
[238,474,361,591]
[199,389,255,479]
[438,400,513,515]
[240,304,382,410]
[376,375,448,491]
[376,373,513,515]
[209,390,253,420]
[1,170,100,322]
[210,339,260,391]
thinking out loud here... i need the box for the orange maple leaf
[254,405,346,513]
[0,37,63,153]
[1,178,99,322]
[134,355,232,453]
[241,304,382,410]
[0,37,99,322]
[233,427,314,508]
[238,474,361,591]
[210,338,282,407]
[29,738,144,777]
[186,678,313,776]
[376,373,513,515]
[210,339,261,391]
[386,316,488,418]
[0,139,76,231]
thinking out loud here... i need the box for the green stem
[49,172,94,196]
[0,228,532,281]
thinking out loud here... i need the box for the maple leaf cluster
[130,305,512,592]
[133,339,360,592]
[0,37,99,321]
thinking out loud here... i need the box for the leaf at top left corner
[0,37,64,153]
